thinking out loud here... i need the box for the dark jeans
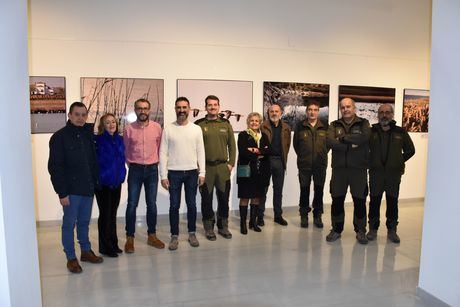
[298,166,326,216]
[125,164,159,237]
[260,156,285,218]
[62,195,93,260]
[95,185,121,253]
[199,180,230,221]
[168,170,198,236]
[368,194,399,230]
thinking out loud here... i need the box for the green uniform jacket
[195,117,236,191]
[327,116,371,169]
[293,119,328,171]
[369,121,415,174]
[261,120,291,168]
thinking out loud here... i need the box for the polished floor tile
[37,200,430,307]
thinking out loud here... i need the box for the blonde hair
[97,113,118,135]
[246,112,262,127]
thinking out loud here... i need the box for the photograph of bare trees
[402,89,429,133]
[30,76,66,134]
[177,79,253,132]
[263,82,330,130]
[338,85,395,124]
[81,77,164,133]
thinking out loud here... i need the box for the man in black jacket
[367,104,415,243]
[48,102,103,273]
[293,101,328,228]
[326,98,371,244]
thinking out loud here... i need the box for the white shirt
[159,121,206,179]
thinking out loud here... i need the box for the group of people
[48,95,415,274]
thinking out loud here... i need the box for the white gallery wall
[28,0,432,221]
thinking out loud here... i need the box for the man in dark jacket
[326,98,371,244]
[293,101,328,228]
[367,104,415,243]
[260,104,291,226]
[48,102,103,273]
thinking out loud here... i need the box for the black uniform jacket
[327,116,371,169]
[369,121,415,174]
[293,119,329,171]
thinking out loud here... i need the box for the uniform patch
[351,127,362,134]
[393,134,402,140]
[336,128,343,136]
[219,128,227,133]
[318,131,326,137]
[204,127,208,132]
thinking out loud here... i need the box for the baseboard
[416,287,451,307]
[36,198,425,226]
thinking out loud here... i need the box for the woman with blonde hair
[236,112,270,234]
[94,113,126,257]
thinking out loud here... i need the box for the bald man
[326,98,371,244]
[367,104,415,243]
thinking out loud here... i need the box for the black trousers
[260,156,285,218]
[199,180,231,221]
[95,185,122,253]
[298,166,326,216]
[368,194,399,230]
[331,196,367,233]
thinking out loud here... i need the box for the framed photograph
[30,76,66,134]
[80,77,164,133]
[338,85,396,124]
[263,81,330,130]
[177,79,253,132]
[402,89,429,132]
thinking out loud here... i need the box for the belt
[206,160,227,166]
[129,163,157,167]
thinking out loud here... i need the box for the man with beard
[48,102,103,273]
[326,98,371,244]
[195,95,236,240]
[160,97,206,250]
[293,101,328,228]
[367,104,415,243]
[123,98,164,253]
[259,103,291,226]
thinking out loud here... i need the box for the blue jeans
[168,170,198,236]
[125,164,159,237]
[62,195,94,260]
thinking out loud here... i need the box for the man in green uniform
[367,104,415,243]
[293,101,328,228]
[326,97,371,244]
[195,95,236,240]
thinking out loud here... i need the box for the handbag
[237,164,251,178]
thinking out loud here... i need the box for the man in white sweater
[160,97,206,250]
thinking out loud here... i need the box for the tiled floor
[37,200,430,306]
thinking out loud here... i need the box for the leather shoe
[124,236,134,253]
[257,217,265,227]
[115,246,123,254]
[81,250,103,263]
[274,216,288,226]
[147,234,165,249]
[67,259,82,274]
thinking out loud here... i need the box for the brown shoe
[80,250,103,264]
[147,233,165,249]
[67,259,82,274]
[125,236,135,253]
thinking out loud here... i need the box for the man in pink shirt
[123,98,165,253]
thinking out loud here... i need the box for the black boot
[250,205,262,232]
[239,206,248,235]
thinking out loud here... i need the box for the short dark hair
[97,113,118,135]
[134,98,151,109]
[175,96,190,106]
[205,95,220,107]
[306,100,321,108]
[69,101,87,114]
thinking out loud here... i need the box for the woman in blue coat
[95,114,126,257]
